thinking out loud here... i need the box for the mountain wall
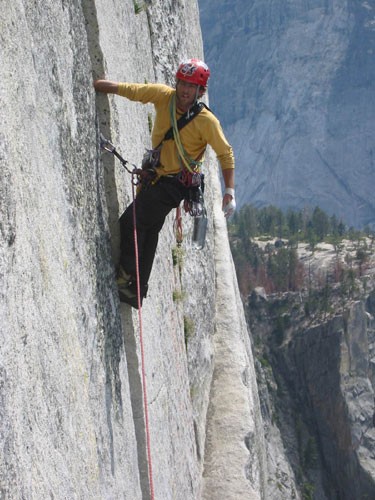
[0,1,269,499]
[198,0,375,229]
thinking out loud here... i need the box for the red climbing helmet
[176,58,210,88]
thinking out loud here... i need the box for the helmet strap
[187,86,201,119]
[195,85,200,102]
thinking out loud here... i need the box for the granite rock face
[0,1,267,499]
[199,0,375,228]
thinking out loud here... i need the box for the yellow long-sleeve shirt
[117,83,235,176]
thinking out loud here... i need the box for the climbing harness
[100,133,155,500]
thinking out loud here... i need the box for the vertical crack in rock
[81,0,120,267]
[144,9,158,83]
[74,1,130,486]
[193,419,201,461]
[120,311,151,500]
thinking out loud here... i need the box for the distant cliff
[199,0,375,229]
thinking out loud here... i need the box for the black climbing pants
[119,177,188,293]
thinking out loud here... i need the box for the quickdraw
[100,133,157,188]
[100,133,136,177]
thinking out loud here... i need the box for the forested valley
[229,205,375,300]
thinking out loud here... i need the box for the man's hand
[222,191,236,218]
[93,79,119,94]
[221,170,235,217]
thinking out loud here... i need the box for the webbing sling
[158,99,205,147]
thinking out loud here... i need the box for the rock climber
[94,58,235,308]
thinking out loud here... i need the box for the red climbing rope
[131,178,155,500]
[100,136,155,498]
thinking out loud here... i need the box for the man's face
[176,80,200,110]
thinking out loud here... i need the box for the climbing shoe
[117,267,138,308]
[118,282,148,309]
[117,266,132,289]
